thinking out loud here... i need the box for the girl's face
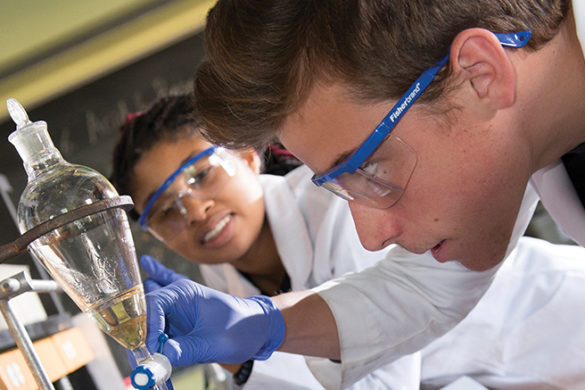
[131,135,266,266]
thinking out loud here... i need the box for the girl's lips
[198,212,234,247]
[203,214,232,243]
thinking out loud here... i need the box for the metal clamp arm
[0,195,133,263]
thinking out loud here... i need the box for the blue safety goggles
[311,30,531,209]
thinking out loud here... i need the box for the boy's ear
[238,149,262,174]
[449,28,517,111]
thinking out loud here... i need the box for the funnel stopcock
[6,98,32,129]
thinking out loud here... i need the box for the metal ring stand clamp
[0,195,134,263]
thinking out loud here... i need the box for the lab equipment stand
[0,271,62,390]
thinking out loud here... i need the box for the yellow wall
[0,0,216,121]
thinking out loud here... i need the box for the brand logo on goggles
[389,82,421,123]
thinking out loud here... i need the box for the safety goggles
[138,146,236,239]
[311,30,531,209]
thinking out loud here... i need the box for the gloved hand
[144,278,285,367]
[140,255,193,337]
[140,255,188,293]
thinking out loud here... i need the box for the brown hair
[194,0,569,149]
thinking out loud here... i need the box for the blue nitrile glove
[140,255,188,293]
[144,278,285,367]
[140,255,193,337]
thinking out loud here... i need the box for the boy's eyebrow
[324,148,356,174]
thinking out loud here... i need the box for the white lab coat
[420,236,585,389]
[200,165,422,389]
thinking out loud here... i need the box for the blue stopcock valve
[130,353,172,389]
[131,364,156,389]
[131,334,172,389]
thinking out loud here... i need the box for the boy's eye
[360,160,378,176]
[360,158,392,180]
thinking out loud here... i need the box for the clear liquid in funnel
[88,285,147,350]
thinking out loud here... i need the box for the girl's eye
[160,204,175,216]
[153,189,181,212]
[195,166,212,181]
[154,200,176,219]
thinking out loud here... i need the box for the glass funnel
[7,98,169,389]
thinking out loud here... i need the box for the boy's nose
[348,200,402,251]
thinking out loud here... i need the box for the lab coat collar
[259,174,314,291]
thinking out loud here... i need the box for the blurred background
[0,1,575,389]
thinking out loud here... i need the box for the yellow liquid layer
[88,286,147,350]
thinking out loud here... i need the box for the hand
[140,255,193,336]
[145,279,285,367]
